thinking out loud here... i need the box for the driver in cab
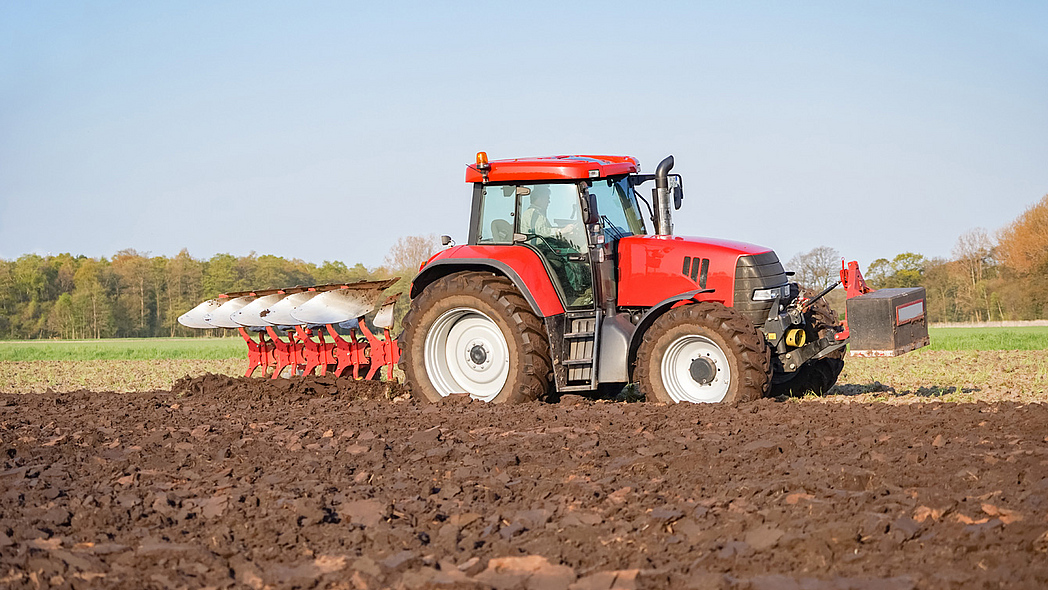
[519,185,585,250]
[519,185,554,235]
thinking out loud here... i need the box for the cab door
[471,181,602,389]
[514,183,594,309]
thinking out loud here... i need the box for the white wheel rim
[661,334,731,403]
[424,307,510,402]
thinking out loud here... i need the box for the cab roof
[465,154,640,183]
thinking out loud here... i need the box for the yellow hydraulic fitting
[785,328,807,348]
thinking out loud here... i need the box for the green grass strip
[0,338,245,361]
[926,326,1048,351]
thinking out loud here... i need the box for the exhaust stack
[654,155,674,235]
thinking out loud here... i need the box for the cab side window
[518,183,587,253]
[476,185,517,244]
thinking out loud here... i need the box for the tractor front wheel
[635,302,770,404]
[399,272,552,404]
[770,290,845,397]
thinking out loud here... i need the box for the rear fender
[410,247,565,318]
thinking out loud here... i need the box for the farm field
[2,327,1046,398]
[0,328,1046,589]
[3,325,1045,362]
[0,350,1046,401]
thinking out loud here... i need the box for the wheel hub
[465,339,491,369]
[689,357,717,385]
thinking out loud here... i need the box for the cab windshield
[588,176,648,240]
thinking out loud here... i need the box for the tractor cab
[461,153,711,315]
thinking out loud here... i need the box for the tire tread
[399,271,552,403]
[635,302,770,404]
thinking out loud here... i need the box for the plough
[178,279,401,380]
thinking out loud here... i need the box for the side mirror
[579,186,599,225]
[670,175,684,210]
[440,235,453,246]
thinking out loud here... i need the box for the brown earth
[3,350,1045,401]
[2,374,1048,589]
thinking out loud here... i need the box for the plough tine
[373,294,401,380]
[326,324,347,377]
[295,325,334,376]
[327,324,365,379]
[350,327,364,379]
[383,326,400,381]
[239,327,272,378]
[265,325,301,379]
[358,319,382,381]
[356,317,400,381]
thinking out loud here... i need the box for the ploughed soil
[2,374,1047,589]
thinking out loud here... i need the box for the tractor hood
[616,235,778,308]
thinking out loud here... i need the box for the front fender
[626,288,716,367]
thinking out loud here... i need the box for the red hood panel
[617,235,774,308]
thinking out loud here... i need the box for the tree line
[2,193,1045,340]
[0,235,442,340]
[788,194,1048,322]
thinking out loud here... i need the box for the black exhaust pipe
[655,155,674,188]
[654,155,675,235]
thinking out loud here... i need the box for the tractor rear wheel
[399,272,552,404]
[770,291,845,397]
[635,302,770,404]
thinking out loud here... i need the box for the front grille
[734,251,788,325]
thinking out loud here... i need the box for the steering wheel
[522,233,575,257]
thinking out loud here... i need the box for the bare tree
[383,234,442,275]
[951,228,997,322]
[952,228,994,287]
[786,246,841,290]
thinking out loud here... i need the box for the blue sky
[2,1,1046,270]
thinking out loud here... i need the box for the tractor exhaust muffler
[654,155,674,236]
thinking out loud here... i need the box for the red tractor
[180,152,927,402]
[400,152,928,404]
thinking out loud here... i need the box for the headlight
[752,284,790,301]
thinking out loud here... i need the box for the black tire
[770,290,845,397]
[399,272,552,404]
[805,292,845,361]
[635,302,770,404]
[772,357,845,398]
